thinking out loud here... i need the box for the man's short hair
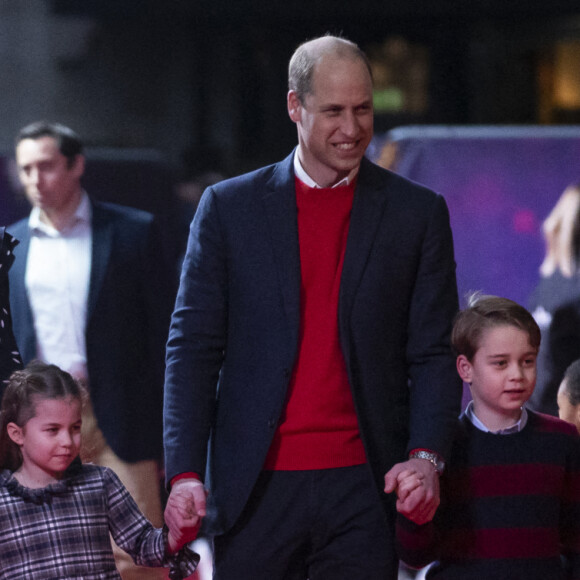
[563,359,580,406]
[288,34,373,103]
[16,121,83,166]
[452,292,541,361]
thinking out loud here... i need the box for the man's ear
[287,90,302,123]
[6,422,24,446]
[71,154,85,180]
[456,355,473,383]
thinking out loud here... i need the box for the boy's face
[457,324,537,430]
[557,380,580,433]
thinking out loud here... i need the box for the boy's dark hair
[452,293,541,361]
[0,361,88,471]
[15,121,83,167]
[562,359,580,406]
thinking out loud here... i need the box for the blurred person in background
[529,184,580,416]
[7,121,175,580]
[558,358,580,434]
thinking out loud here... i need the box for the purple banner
[369,126,580,308]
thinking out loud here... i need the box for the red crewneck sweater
[263,177,367,470]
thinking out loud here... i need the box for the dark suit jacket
[0,227,23,383]
[164,152,462,534]
[528,271,580,416]
[8,200,175,463]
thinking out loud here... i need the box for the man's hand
[391,468,425,503]
[384,458,440,525]
[164,478,207,550]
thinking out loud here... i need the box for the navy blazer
[164,152,462,534]
[8,200,175,463]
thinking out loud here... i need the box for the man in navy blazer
[164,36,462,579]
[8,121,174,580]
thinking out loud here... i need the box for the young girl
[0,361,199,580]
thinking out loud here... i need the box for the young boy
[558,358,580,434]
[396,294,580,579]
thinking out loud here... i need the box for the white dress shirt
[464,400,528,434]
[25,193,92,380]
[293,149,357,188]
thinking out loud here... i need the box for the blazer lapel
[87,202,113,322]
[261,153,301,346]
[339,158,390,321]
[8,224,36,361]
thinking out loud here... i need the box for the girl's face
[8,396,82,486]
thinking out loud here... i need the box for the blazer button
[268,419,277,429]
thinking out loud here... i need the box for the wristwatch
[409,449,445,475]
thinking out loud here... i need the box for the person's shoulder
[451,413,477,446]
[359,157,441,199]
[75,462,107,479]
[208,153,294,198]
[214,161,285,193]
[92,199,154,226]
[0,469,12,488]
[529,271,580,310]
[6,216,28,236]
[529,409,579,437]
[450,413,499,454]
[77,463,124,488]
[359,158,449,224]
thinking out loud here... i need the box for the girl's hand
[164,479,206,551]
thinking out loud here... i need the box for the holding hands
[384,458,440,525]
[165,478,207,553]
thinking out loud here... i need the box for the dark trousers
[213,464,398,580]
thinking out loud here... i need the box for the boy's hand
[384,458,440,525]
[392,468,425,503]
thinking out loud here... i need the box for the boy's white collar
[465,401,528,434]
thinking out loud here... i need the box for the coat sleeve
[405,194,462,460]
[105,467,199,575]
[164,188,227,482]
[396,513,437,570]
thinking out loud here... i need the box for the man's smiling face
[288,54,374,188]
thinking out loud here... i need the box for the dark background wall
[4,0,580,295]
[1,0,578,180]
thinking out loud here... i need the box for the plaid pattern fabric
[0,463,198,579]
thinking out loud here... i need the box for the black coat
[0,227,22,384]
[528,271,580,415]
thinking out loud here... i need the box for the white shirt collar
[29,191,91,235]
[293,149,358,188]
[465,400,528,434]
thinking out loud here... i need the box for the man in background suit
[8,121,175,580]
[163,35,462,579]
